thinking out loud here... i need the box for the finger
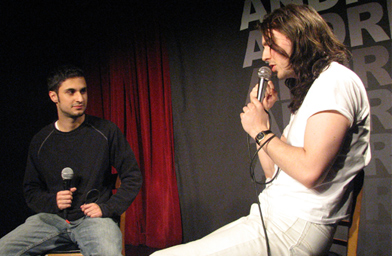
[268,80,274,89]
[86,211,98,218]
[58,190,74,197]
[81,203,96,212]
[81,204,102,218]
[250,85,258,97]
[57,190,75,210]
[80,204,89,212]
[59,198,72,204]
[57,193,71,203]
[250,92,263,106]
[87,208,100,218]
[57,190,70,196]
[59,197,73,204]
[265,83,271,96]
[58,201,72,210]
[264,81,273,96]
[244,103,253,113]
[58,194,73,202]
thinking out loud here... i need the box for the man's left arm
[99,125,142,218]
[263,111,350,188]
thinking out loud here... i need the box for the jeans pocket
[289,221,336,255]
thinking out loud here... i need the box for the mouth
[73,105,85,110]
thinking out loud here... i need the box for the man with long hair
[152,4,370,255]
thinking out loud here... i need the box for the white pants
[151,204,336,256]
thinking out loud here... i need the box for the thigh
[264,211,336,255]
[288,220,336,255]
[72,217,122,256]
[152,213,268,256]
[0,213,70,255]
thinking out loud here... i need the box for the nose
[262,45,270,62]
[75,91,84,102]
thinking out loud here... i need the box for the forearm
[262,134,333,188]
[104,133,142,217]
[257,134,316,184]
[263,138,308,186]
[254,131,323,187]
[99,124,143,217]
[256,134,277,178]
[24,186,59,213]
[100,172,142,217]
[258,112,350,188]
[24,158,60,213]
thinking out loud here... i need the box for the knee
[81,237,122,256]
[100,238,122,255]
[76,217,122,256]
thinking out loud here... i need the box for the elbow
[300,169,327,189]
[302,179,319,189]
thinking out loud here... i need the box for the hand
[81,203,102,218]
[240,82,277,138]
[57,187,77,210]
[262,81,278,111]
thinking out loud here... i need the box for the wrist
[255,130,273,146]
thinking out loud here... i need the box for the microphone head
[61,167,74,180]
[258,66,272,80]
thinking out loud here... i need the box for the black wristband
[255,130,272,146]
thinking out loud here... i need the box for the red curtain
[84,20,182,248]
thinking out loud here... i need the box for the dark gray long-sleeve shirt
[23,115,142,221]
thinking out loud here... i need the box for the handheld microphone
[257,66,272,102]
[61,167,74,222]
[61,167,74,190]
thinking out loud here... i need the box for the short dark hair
[47,65,85,92]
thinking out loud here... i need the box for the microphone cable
[246,111,280,256]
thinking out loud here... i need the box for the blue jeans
[0,213,122,256]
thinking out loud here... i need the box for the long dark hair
[259,4,351,113]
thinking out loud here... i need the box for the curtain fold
[84,18,182,249]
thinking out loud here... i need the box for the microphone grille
[258,66,272,80]
[61,167,74,180]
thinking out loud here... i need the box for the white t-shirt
[259,62,371,224]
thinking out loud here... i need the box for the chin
[276,73,285,80]
[277,72,295,80]
[71,112,85,118]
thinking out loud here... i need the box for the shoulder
[31,122,56,142]
[85,115,116,129]
[312,62,364,94]
[28,122,56,152]
[84,115,122,138]
[303,62,368,124]
[319,62,362,84]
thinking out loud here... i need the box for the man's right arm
[23,144,59,214]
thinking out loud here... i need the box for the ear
[49,91,59,103]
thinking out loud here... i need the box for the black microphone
[61,167,74,221]
[257,66,272,102]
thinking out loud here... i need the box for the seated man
[0,65,142,256]
[152,4,370,256]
